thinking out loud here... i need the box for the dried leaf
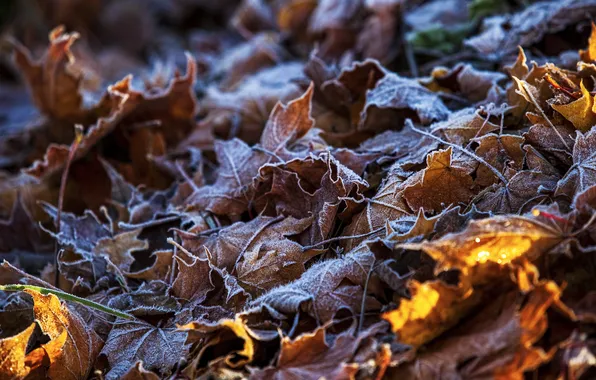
[360,73,450,131]
[0,323,37,379]
[250,325,360,380]
[556,127,596,200]
[382,279,478,347]
[403,147,475,214]
[551,81,596,132]
[100,320,189,379]
[24,288,103,380]
[403,215,564,284]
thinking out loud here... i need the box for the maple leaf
[430,108,499,146]
[0,193,51,254]
[23,75,135,180]
[124,250,173,282]
[580,22,596,63]
[107,281,180,317]
[556,127,596,200]
[391,282,573,379]
[0,323,37,378]
[422,63,506,103]
[186,138,269,217]
[23,288,103,380]
[472,133,525,187]
[12,26,104,123]
[180,317,256,369]
[178,215,315,273]
[171,248,213,303]
[94,228,148,273]
[40,202,111,253]
[360,72,450,131]
[119,361,160,380]
[403,147,476,214]
[250,325,361,380]
[202,62,306,144]
[342,163,413,251]
[252,248,382,323]
[260,83,315,159]
[357,120,439,166]
[100,320,189,379]
[465,0,596,57]
[476,169,558,214]
[305,57,386,142]
[383,279,478,347]
[402,215,564,285]
[551,81,596,132]
[113,53,198,146]
[254,153,367,244]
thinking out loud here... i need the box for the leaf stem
[0,284,135,320]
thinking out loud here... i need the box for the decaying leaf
[24,288,103,380]
[383,279,478,347]
[403,215,564,284]
[3,1,596,378]
[100,320,189,379]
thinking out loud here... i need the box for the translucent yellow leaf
[551,81,596,132]
[382,280,478,347]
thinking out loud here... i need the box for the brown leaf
[422,64,506,103]
[430,108,499,146]
[115,53,198,146]
[186,138,269,217]
[465,1,596,57]
[181,317,256,369]
[24,288,103,380]
[120,361,160,380]
[124,250,173,282]
[171,248,213,303]
[40,203,111,254]
[202,62,306,143]
[580,22,596,63]
[0,193,51,254]
[476,169,558,214]
[252,247,382,323]
[254,153,367,244]
[403,147,475,214]
[12,26,104,123]
[260,83,315,158]
[391,282,571,379]
[472,133,525,187]
[556,127,596,200]
[342,163,413,251]
[107,281,180,317]
[250,325,361,380]
[93,229,148,273]
[100,320,189,379]
[179,215,314,273]
[360,72,450,131]
[23,75,135,179]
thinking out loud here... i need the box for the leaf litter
[1,0,596,379]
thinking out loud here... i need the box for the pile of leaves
[2,0,596,379]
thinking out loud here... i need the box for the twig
[411,126,509,185]
[301,226,385,251]
[0,284,135,320]
[55,124,84,286]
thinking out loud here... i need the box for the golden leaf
[551,81,596,132]
[382,280,478,347]
[0,323,36,379]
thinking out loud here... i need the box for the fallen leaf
[100,320,189,379]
